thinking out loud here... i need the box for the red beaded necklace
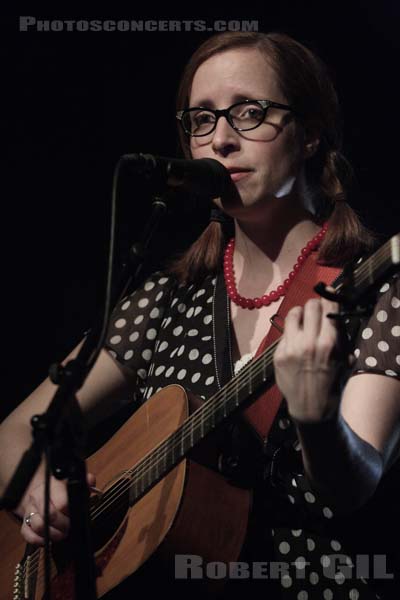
[223,223,328,309]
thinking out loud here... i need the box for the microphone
[120,153,232,198]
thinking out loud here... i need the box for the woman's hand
[273,295,345,423]
[20,472,96,546]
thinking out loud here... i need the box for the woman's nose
[211,116,240,157]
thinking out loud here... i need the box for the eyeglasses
[176,99,295,137]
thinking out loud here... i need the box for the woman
[0,32,399,599]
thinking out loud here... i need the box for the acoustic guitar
[1,234,398,599]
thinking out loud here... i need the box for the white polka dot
[309,572,319,585]
[150,307,160,319]
[142,349,152,361]
[158,341,168,352]
[291,478,297,487]
[138,368,147,380]
[297,592,308,600]
[205,376,215,386]
[165,366,175,378]
[146,328,157,340]
[169,347,178,358]
[379,282,390,293]
[195,289,206,298]
[288,494,295,504]
[349,589,359,599]
[109,335,122,345]
[291,529,302,537]
[158,277,168,285]
[173,326,183,336]
[155,366,165,376]
[121,300,131,310]
[115,318,127,329]
[207,296,213,303]
[321,555,331,568]
[202,335,212,341]
[156,291,164,301]
[191,372,201,383]
[108,350,117,359]
[187,329,198,337]
[353,348,360,358]
[138,298,149,308]
[293,556,307,570]
[203,315,212,325]
[162,316,171,328]
[145,386,153,399]
[385,370,397,377]
[323,590,333,600]
[194,306,203,316]
[307,538,316,551]
[189,349,200,360]
[177,303,186,314]
[279,418,291,429]
[202,353,213,365]
[279,541,290,555]
[334,571,345,585]
[177,345,185,357]
[323,507,334,519]
[391,326,400,337]
[361,327,373,339]
[377,310,388,322]
[281,575,292,588]
[305,491,316,503]
[211,277,217,285]
[134,315,144,325]
[365,356,378,367]
[391,296,400,309]
[186,307,195,318]
[177,369,187,380]
[171,298,178,307]
[378,341,389,352]
[144,281,155,291]
[124,350,133,360]
[396,355,400,365]
[330,540,341,551]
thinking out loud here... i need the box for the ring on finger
[24,511,39,528]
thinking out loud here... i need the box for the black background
[1,3,399,420]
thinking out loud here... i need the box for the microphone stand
[1,191,168,599]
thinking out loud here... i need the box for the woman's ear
[305,137,320,158]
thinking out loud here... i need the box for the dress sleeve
[350,274,400,380]
[103,272,176,397]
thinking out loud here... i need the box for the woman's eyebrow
[188,93,264,108]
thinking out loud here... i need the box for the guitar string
[86,244,394,522]
[87,243,394,521]
[25,243,395,583]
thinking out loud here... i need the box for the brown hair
[169,31,375,283]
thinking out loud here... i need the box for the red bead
[288,271,296,280]
[293,263,300,271]
[262,295,271,306]
[269,290,278,301]
[254,297,263,308]
[245,298,255,309]
[239,297,247,308]
[283,278,290,289]
[277,285,285,295]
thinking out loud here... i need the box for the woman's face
[189,47,305,218]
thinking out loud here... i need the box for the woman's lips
[229,170,252,182]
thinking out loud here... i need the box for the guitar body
[0,385,251,599]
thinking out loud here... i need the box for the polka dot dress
[104,270,399,598]
[351,275,400,380]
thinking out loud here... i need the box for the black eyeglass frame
[176,99,295,137]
